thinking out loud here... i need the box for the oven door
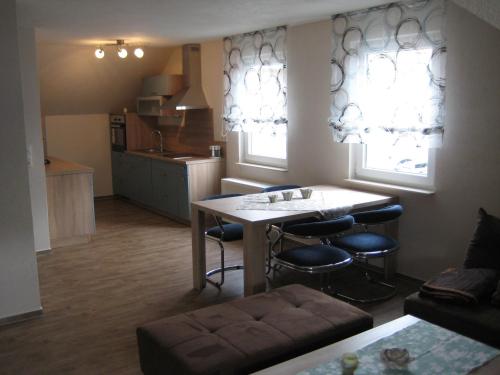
[111,124,126,152]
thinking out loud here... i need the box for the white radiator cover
[220,177,272,195]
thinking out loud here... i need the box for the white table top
[253,315,420,375]
[191,185,396,225]
[254,315,500,375]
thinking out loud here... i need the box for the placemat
[298,320,500,375]
[237,190,352,217]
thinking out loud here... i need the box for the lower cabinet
[111,151,124,196]
[112,153,191,221]
[151,160,188,220]
[121,153,153,207]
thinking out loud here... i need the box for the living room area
[2,0,500,374]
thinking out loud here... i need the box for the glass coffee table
[254,315,500,375]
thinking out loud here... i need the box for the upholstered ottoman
[137,284,372,374]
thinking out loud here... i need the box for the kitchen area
[42,43,225,249]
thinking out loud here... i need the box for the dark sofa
[404,292,500,348]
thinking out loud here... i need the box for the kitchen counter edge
[125,151,224,165]
[45,157,94,176]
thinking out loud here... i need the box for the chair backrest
[352,204,403,225]
[261,184,301,193]
[203,193,243,201]
[203,193,243,229]
[284,215,354,237]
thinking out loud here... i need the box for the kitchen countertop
[45,157,94,176]
[126,150,223,165]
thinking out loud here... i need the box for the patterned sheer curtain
[222,26,287,136]
[329,0,447,148]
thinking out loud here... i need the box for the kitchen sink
[138,148,161,153]
[160,152,195,159]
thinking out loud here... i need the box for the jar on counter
[209,145,221,158]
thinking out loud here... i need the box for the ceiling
[17,0,390,46]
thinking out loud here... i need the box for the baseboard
[94,195,115,201]
[51,235,91,249]
[0,307,43,326]
[36,247,51,253]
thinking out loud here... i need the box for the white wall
[38,44,177,116]
[221,3,500,280]
[453,0,500,31]
[46,114,113,197]
[18,26,51,252]
[0,0,41,319]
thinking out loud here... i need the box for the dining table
[191,185,398,296]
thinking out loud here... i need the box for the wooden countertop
[45,157,94,176]
[126,150,224,165]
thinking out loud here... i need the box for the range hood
[162,44,209,110]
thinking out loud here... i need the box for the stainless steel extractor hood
[162,44,209,110]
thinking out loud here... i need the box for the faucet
[152,130,163,153]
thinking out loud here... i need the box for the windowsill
[345,178,436,195]
[236,162,288,172]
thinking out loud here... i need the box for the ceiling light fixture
[93,39,145,60]
[116,39,127,58]
[134,47,144,59]
[117,47,128,59]
[94,47,105,59]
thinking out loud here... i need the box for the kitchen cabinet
[121,153,153,206]
[151,160,189,219]
[112,151,224,223]
[141,75,183,96]
[111,151,124,196]
[46,157,96,248]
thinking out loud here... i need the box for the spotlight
[134,47,144,58]
[94,47,105,59]
[117,47,128,59]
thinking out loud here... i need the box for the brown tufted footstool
[136,284,372,374]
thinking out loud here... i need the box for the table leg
[192,206,206,290]
[243,222,267,296]
[384,220,399,281]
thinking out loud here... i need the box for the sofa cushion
[464,208,500,270]
[491,281,500,307]
[404,292,500,348]
[137,284,373,375]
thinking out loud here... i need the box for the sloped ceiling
[452,0,500,31]
[16,0,390,46]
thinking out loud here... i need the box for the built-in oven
[110,114,127,152]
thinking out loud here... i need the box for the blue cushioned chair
[331,204,403,303]
[272,215,354,291]
[259,184,320,273]
[203,193,244,288]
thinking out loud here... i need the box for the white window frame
[240,131,287,169]
[345,39,438,191]
[350,144,436,190]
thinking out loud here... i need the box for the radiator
[220,178,272,195]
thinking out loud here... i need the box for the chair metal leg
[320,272,334,293]
[206,240,244,289]
[266,228,284,275]
[335,269,397,303]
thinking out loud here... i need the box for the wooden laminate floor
[0,199,420,375]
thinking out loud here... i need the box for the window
[223,27,288,168]
[352,142,436,189]
[241,129,287,168]
[330,1,446,191]
[351,48,437,189]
